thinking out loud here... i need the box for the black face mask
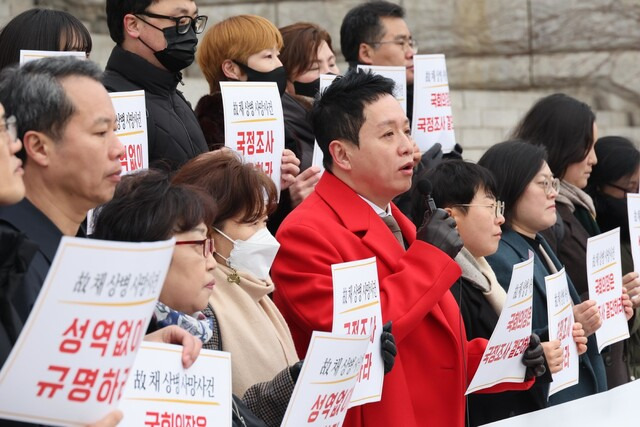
[139,24,198,72]
[293,78,320,98]
[236,62,287,97]
[594,192,630,240]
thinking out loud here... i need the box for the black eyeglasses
[136,11,208,34]
[607,182,638,196]
[175,238,214,257]
[366,38,418,53]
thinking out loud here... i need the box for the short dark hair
[106,0,155,44]
[478,140,548,226]
[588,136,640,193]
[340,1,404,67]
[0,56,103,161]
[410,160,498,227]
[310,70,395,170]
[172,150,278,228]
[0,8,92,71]
[92,169,217,242]
[512,93,596,180]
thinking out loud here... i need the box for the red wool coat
[271,172,532,427]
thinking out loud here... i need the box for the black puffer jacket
[103,45,208,171]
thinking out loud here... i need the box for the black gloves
[416,208,463,259]
[289,359,304,382]
[381,321,397,375]
[418,142,444,173]
[522,333,546,379]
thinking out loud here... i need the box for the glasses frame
[539,177,560,196]
[452,200,505,218]
[175,238,214,258]
[0,115,17,142]
[136,11,208,34]
[367,38,418,53]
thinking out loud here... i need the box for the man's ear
[222,59,243,80]
[123,14,141,39]
[358,42,375,65]
[329,140,353,172]
[22,130,53,167]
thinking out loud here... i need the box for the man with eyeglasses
[104,0,209,170]
[340,1,417,119]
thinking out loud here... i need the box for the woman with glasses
[513,93,636,388]
[586,136,640,380]
[479,140,617,406]
[413,159,577,425]
[91,169,294,426]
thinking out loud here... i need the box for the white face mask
[215,227,281,280]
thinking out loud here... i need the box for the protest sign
[220,81,285,193]
[628,193,640,274]
[357,65,407,113]
[587,227,629,351]
[19,49,86,65]
[545,268,579,396]
[0,237,174,425]
[482,370,640,426]
[332,257,383,406]
[111,90,149,174]
[119,342,232,426]
[281,331,371,426]
[86,90,149,234]
[466,256,534,394]
[311,73,339,171]
[411,54,456,153]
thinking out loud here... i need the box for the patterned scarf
[154,301,215,344]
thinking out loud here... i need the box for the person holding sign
[271,71,539,427]
[0,8,92,70]
[278,22,336,181]
[418,159,586,425]
[587,136,640,381]
[480,140,608,405]
[514,94,634,388]
[103,0,209,170]
[196,15,309,232]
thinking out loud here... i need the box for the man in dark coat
[104,0,209,170]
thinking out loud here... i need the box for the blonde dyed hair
[197,15,283,93]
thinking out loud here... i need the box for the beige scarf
[557,179,597,217]
[455,247,507,314]
[210,264,299,397]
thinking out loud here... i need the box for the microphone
[417,179,437,218]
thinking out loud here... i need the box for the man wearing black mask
[104,0,209,170]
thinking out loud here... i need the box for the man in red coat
[271,71,540,426]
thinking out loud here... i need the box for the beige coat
[210,264,299,396]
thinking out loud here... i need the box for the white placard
[627,193,640,272]
[411,54,456,153]
[545,268,579,397]
[0,237,174,425]
[119,343,232,426]
[280,331,370,427]
[19,49,86,65]
[357,65,407,114]
[310,73,339,171]
[220,81,285,193]
[86,90,149,235]
[587,227,629,351]
[481,371,640,426]
[111,90,149,174]
[466,257,534,394]
[331,257,383,406]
